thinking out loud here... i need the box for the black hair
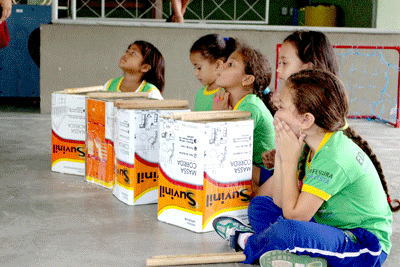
[284,30,338,75]
[235,42,274,114]
[132,40,165,92]
[190,34,237,63]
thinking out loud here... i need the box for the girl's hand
[261,149,275,169]
[274,118,305,164]
[212,89,232,110]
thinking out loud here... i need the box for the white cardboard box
[157,112,254,232]
[112,100,190,205]
[51,92,87,176]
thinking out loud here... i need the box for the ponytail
[262,88,276,116]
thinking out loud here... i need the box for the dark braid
[343,127,400,212]
[297,144,310,182]
[235,43,274,114]
[262,91,276,116]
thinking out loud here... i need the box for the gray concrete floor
[0,110,399,267]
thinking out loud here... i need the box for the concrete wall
[41,24,400,122]
[377,0,400,29]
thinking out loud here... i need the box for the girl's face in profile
[273,85,303,137]
[189,52,220,87]
[215,51,247,91]
[277,41,310,83]
[119,44,146,73]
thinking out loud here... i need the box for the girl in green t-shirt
[103,40,165,99]
[212,69,399,267]
[190,34,237,111]
[213,41,275,192]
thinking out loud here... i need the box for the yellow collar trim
[233,95,248,110]
[204,86,220,96]
[135,80,146,92]
[307,132,334,168]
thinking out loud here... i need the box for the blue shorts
[243,196,387,266]
[259,166,274,186]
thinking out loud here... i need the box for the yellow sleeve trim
[302,184,331,201]
[105,79,112,91]
[116,77,124,92]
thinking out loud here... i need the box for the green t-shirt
[234,94,274,167]
[302,131,393,254]
[194,86,220,111]
[104,77,163,99]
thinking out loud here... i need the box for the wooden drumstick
[115,99,189,109]
[151,251,240,259]
[170,110,251,121]
[146,252,246,266]
[86,91,150,99]
[63,85,103,93]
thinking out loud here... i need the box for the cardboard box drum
[51,86,103,176]
[113,99,190,205]
[157,111,254,232]
[85,92,150,189]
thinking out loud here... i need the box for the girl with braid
[212,69,399,267]
[212,41,275,191]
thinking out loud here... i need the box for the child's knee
[265,219,299,246]
[248,196,273,217]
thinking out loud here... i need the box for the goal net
[275,44,400,128]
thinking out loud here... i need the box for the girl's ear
[242,74,255,86]
[215,59,224,72]
[300,112,315,130]
[140,63,151,73]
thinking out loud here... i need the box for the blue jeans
[243,196,387,266]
